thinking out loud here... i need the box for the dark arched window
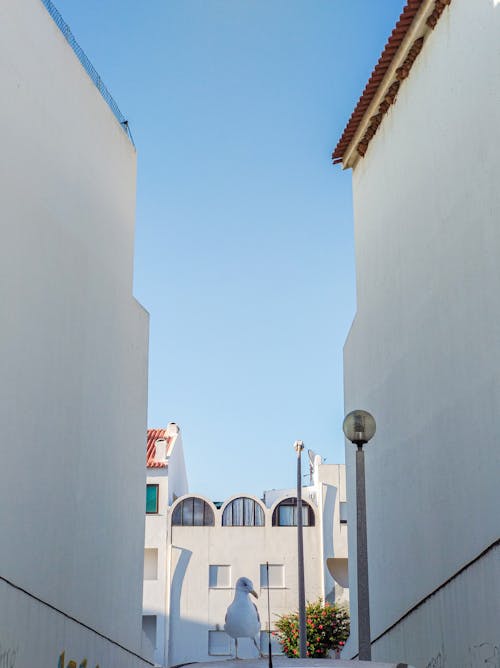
[222,497,265,526]
[172,497,214,526]
[272,498,315,527]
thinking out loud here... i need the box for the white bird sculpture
[224,577,263,659]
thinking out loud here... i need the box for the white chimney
[154,438,167,463]
[166,422,180,437]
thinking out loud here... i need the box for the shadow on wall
[169,548,192,632]
[169,547,194,665]
[168,548,234,665]
[168,547,272,665]
[321,484,342,605]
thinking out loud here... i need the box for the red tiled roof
[332,0,426,163]
[146,428,172,468]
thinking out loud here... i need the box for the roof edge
[333,0,452,169]
[146,425,181,469]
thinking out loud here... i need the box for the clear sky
[55,0,405,500]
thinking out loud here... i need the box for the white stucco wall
[342,0,500,662]
[371,543,500,668]
[0,0,149,662]
[0,579,152,668]
[165,465,347,668]
[167,496,323,667]
[315,464,348,604]
[165,430,189,504]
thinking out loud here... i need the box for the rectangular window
[209,564,231,588]
[208,631,232,656]
[339,501,347,524]
[146,484,159,514]
[260,564,284,588]
[142,615,157,649]
[144,548,158,580]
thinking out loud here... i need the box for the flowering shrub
[274,599,349,658]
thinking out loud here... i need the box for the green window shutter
[146,485,158,513]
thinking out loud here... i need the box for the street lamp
[343,410,376,661]
[294,440,307,659]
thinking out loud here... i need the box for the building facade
[143,425,189,665]
[333,0,500,665]
[143,430,348,667]
[0,1,150,666]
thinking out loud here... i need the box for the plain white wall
[166,430,189,503]
[0,579,152,668]
[343,0,500,660]
[0,0,149,656]
[372,544,500,667]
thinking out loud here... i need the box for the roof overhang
[333,0,452,170]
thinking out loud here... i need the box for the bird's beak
[250,590,258,599]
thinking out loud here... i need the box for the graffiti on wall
[469,643,500,667]
[0,641,17,668]
[425,645,446,668]
[58,651,99,668]
[424,641,500,667]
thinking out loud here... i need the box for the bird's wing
[252,602,260,624]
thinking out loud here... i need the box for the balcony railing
[40,0,134,145]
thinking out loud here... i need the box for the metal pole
[266,562,273,668]
[295,441,307,658]
[356,445,371,660]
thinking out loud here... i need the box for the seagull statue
[224,577,263,659]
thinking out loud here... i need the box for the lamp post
[294,440,307,659]
[343,410,376,661]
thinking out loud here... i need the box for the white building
[0,1,150,666]
[333,0,500,665]
[143,424,189,665]
[143,431,348,668]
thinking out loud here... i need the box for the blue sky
[55,0,405,500]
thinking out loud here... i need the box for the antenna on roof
[308,450,317,485]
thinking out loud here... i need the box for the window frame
[146,484,159,514]
[142,615,157,649]
[208,630,232,656]
[271,497,315,527]
[144,548,159,580]
[209,564,231,589]
[259,563,285,589]
[221,497,265,527]
[171,497,215,526]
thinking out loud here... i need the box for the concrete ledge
[177,658,414,668]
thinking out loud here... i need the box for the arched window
[272,498,315,527]
[172,497,215,526]
[222,497,265,526]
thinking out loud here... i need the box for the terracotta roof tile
[333,0,426,163]
[146,428,172,468]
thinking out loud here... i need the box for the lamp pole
[343,410,376,661]
[294,440,307,659]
